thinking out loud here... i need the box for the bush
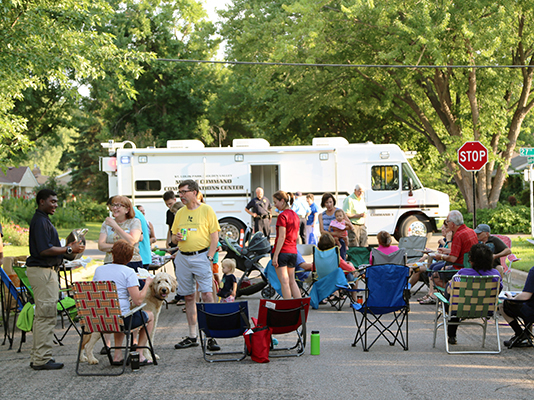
[0,197,35,226]
[0,219,29,246]
[71,199,108,222]
[459,203,531,234]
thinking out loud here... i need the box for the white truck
[100,137,449,241]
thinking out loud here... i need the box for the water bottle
[310,331,320,355]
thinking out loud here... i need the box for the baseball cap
[474,224,491,234]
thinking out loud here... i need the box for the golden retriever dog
[79,271,177,365]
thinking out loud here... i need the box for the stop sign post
[458,141,488,227]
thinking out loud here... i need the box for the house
[0,166,39,200]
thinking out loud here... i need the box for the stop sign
[458,141,488,171]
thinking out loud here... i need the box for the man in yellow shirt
[171,180,220,351]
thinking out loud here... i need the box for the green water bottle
[310,331,320,355]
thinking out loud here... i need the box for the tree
[220,0,534,212]
[0,0,150,164]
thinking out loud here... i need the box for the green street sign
[528,156,534,164]
[520,148,534,156]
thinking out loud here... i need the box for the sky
[203,0,232,59]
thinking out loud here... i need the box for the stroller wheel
[261,285,276,299]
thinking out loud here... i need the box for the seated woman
[501,266,534,348]
[413,223,452,305]
[92,240,155,365]
[445,243,502,345]
[370,231,400,264]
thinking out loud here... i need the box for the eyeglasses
[178,190,193,195]
[110,203,125,209]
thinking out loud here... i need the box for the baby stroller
[220,230,271,297]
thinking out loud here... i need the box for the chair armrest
[123,303,146,318]
[434,292,449,304]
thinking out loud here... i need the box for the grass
[510,237,534,272]
[56,221,102,241]
[3,222,102,258]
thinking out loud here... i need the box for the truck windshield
[401,163,422,191]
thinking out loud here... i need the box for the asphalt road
[2,236,533,399]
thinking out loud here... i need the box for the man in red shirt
[434,210,478,269]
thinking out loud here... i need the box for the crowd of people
[6,182,534,370]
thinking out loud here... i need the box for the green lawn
[56,221,102,241]
[510,237,534,272]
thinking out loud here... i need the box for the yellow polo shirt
[171,204,220,252]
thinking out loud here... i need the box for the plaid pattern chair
[73,281,157,376]
[433,274,501,354]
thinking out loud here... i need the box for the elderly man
[343,184,368,247]
[433,210,478,269]
[474,224,511,269]
[171,179,221,351]
[245,187,272,238]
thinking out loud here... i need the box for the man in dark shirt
[245,187,272,238]
[26,189,84,370]
[502,266,534,347]
[474,224,511,268]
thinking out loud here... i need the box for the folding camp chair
[433,274,501,354]
[196,301,250,362]
[371,248,407,266]
[309,247,349,310]
[73,281,157,376]
[398,236,427,263]
[398,236,427,295]
[494,235,520,291]
[350,263,410,351]
[13,265,80,346]
[346,246,371,268]
[263,260,312,300]
[256,297,311,357]
[0,267,26,351]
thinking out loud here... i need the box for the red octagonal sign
[458,141,488,171]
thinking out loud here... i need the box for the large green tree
[220,0,534,212]
[0,0,149,164]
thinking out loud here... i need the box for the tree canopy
[220,0,534,211]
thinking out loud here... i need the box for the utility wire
[156,58,532,69]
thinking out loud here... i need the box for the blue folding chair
[0,267,26,351]
[309,247,348,310]
[196,301,250,362]
[350,263,410,351]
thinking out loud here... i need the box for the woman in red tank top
[272,190,302,299]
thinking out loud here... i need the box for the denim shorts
[123,310,148,329]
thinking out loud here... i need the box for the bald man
[245,187,272,237]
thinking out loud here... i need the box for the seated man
[92,240,155,365]
[474,223,511,275]
[501,266,534,348]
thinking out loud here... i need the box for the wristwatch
[208,255,214,262]
[66,246,73,255]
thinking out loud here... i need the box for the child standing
[329,209,349,250]
[217,259,237,303]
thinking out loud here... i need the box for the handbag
[244,325,272,363]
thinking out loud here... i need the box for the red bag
[244,325,272,363]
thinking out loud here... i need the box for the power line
[156,58,532,69]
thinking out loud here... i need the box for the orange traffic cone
[239,229,244,247]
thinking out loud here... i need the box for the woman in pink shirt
[370,231,399,263]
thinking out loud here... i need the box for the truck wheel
[219,218,246,242]
[397,215,429,239]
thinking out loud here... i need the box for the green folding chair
[433,274,501,354]
[13,265,81,346]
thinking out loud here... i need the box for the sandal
[416,294,430,302]
[419,296,436,305]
